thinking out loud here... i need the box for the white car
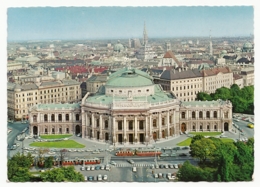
[84,176,88,181]
[81,166,85,171]
[101,165,105,170]
[164,164,169,169]
[86,148,93,152]
[154,173,158,178]
[132,166,137,172]
[86,166,90,171]
[97,174,102,181]
[92,150,100,154]
[110,161,116,166]
[174,164,178,169]
[103,175,108,180]
[91,166,95,170]
[105,165,110,171]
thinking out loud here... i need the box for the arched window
[66,114,69,121]
[206,111,210,118]
[44,114,48,122]
[51,114,55,121]
[214,111,217,118]
[153,119,157,127]
[76,114,79,121]
[192,112,196,119]
[105,120,108,129]
[200,125,202,130]
[199,111,203,118]
[118,121,122,130]
[58,114,62,121]
[181,112,186,119]
[193,125,195,130]
[33,115,37,122]
[207,125,210,130]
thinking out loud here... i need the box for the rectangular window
[118,121,122,130]
[129,121,133,130]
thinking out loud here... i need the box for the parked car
[88,176,94,181]
[159,164,164,169]
[164,164,169,169]
[86,166,90,171]
[160,153,169,157]
[110,161,117,166]
[97,174,102,181]
[103,175,108,180]
[179,153,188,157]
[155,164,159,169]
[132,166,137,172]
[247,123,254,128]
[95,166,101,170]
[158,173,163,178]
[81,166,85,171]
[154,173,158,178]
[91,166,95,170]
[127,159,135,164]
[100,165,105,170]
[182,146,189,150]
[174,164,178,169]
[92,150,100,154]
[173,147,181,150]
[84,176,88,181]
[105,165,110,171]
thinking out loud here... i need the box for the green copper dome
[113,40,124,52]
[243,42,253,49]
[106,68,153,87]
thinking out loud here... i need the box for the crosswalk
[113,164,154,168]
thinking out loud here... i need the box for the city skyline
[8,6,254,41]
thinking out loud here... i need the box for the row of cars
[161,153,189,157]
[81,165,110,171]
[152,164,179,169]
[85,174,108,181]
[162,146,189,151]
[154,173,176,180]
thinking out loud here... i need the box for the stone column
[149,115,152,142]
[145,116,148,141]
[173,110,176,136]
[55,113,58,122]
[112,116,116,143]
[99,115,103,140]
[81,111,85,138]
[167,111,170,137]
[123,116,127,143]
[158,113,162,139]
[85,113,89,138]
[134,116,138,143]
[91,113,95,139]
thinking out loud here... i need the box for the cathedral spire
[143,22,148,46]
[209,30,213,56]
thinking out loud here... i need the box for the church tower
[166,42,171,51]
[143,22,148,46]
[209,30,213,56]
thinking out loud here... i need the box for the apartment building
[7,79,81,121]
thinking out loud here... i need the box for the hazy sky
[7,6,254,41]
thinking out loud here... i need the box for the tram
[115,148,162,157]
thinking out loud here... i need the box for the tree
[212,87,231,100]
[44,156,54,168]
[40,166,84,182]
[190,138,216,164]
[196,92,212,101]
[7,153,34,182]
[191,134,204,144]
[177,161,214,182]
[58,149,69,167]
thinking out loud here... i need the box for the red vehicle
[83,158,101,165]
[115,149,135,156]
[135,148,162,157]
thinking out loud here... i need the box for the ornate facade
[29,68,233,145]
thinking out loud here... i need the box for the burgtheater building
[29,68,232,145]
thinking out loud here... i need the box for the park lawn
[189,132,222,136]
[40,134,72,139]
[177,138,192,146]
[220,138,234,143]
[30,140,85,148]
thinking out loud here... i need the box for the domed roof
[243,42,253,49]
[113,40,124,52]
[106,68,153,87]
[236,47,241,51]
[221,50,227,54]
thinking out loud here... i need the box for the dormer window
[119,90,122,93]
[146,89,149,92]
[138,90,141,93]
[111,90,113,93]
